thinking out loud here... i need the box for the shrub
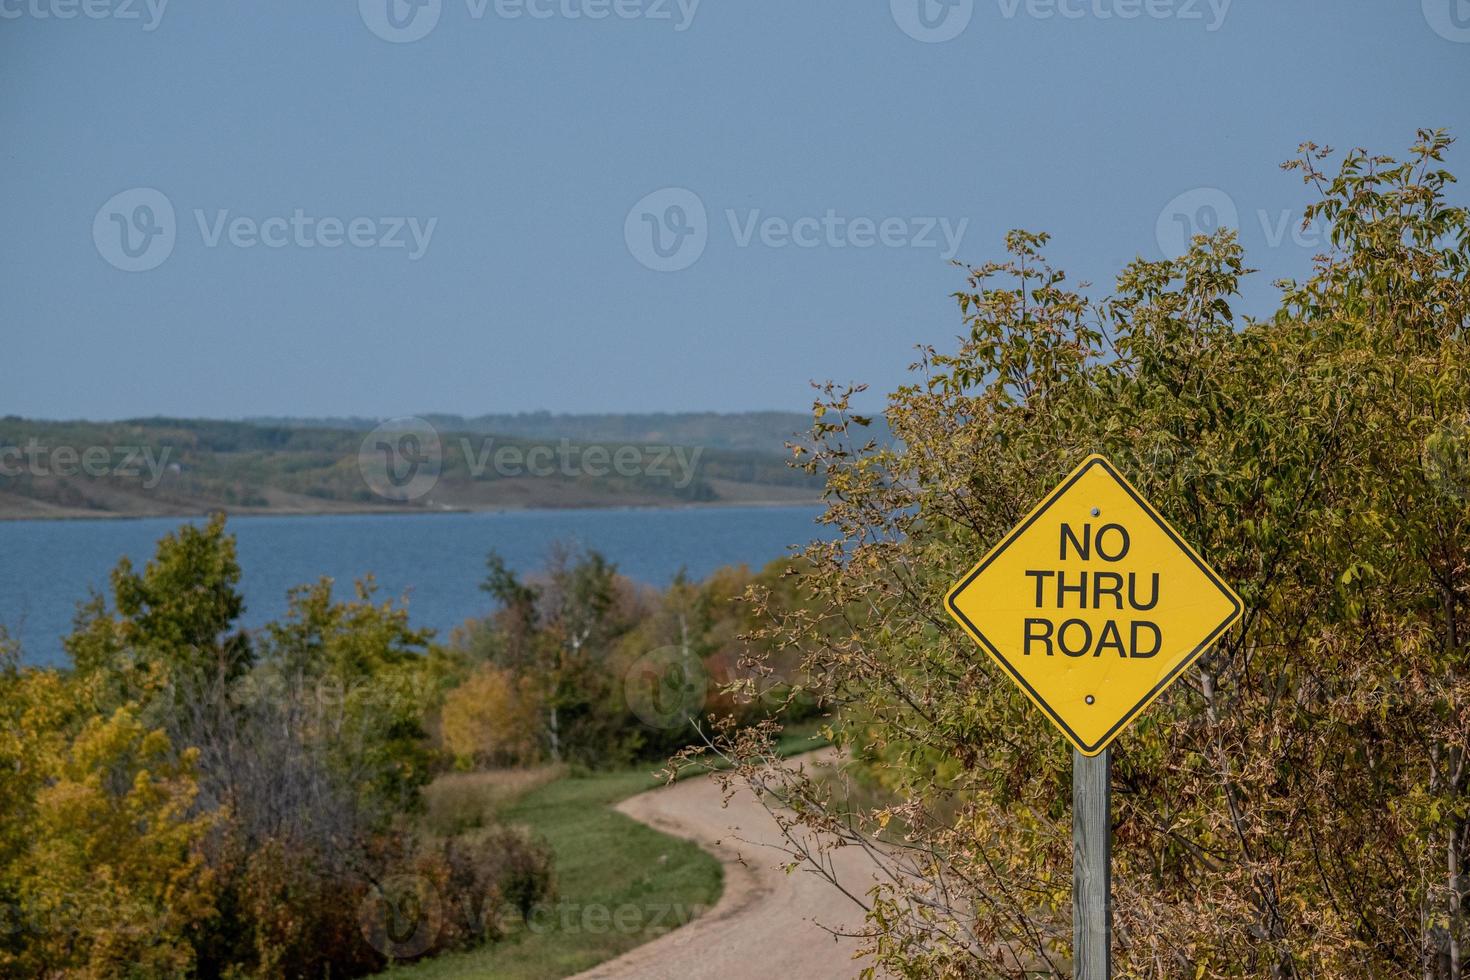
[0,707,217,979]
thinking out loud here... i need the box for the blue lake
[0,506,830,666]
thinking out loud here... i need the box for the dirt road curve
[570,753,882,980]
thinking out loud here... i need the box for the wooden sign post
[945,455,1242,977]
[1072,748,1111,979]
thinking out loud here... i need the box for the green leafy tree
[471,546,644,763]
[66,512,251,710]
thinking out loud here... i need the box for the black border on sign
[944,455,1244,756]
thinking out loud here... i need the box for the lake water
[0,506,830,666]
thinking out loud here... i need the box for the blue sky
[3,0,1467,420]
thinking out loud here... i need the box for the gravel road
[570,753,882,980]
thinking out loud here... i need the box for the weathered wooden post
[1073,748,1111,979]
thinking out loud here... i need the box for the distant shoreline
[0,416,827,524]
[0,496,825,524]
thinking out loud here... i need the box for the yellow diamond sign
[945,455,1242,756]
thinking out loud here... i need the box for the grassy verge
[384,721,832,980]
[385,767,718,980]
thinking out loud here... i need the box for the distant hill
[0,415,824,520]
[246,411,822,454]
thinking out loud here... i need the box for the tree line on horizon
[0,415,821,518]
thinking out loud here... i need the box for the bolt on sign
[945,455,1242,756]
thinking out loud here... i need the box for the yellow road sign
[945,454,1242,756]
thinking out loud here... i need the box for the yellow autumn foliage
[440,665,543,768]
[0,698,216,978]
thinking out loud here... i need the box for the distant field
[248,410,825,455]
[0,416,823,519]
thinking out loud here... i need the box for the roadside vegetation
[693,131,1470,977]
[0,509,824,977]
[389,715,831,980]
[383,768,718,980]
